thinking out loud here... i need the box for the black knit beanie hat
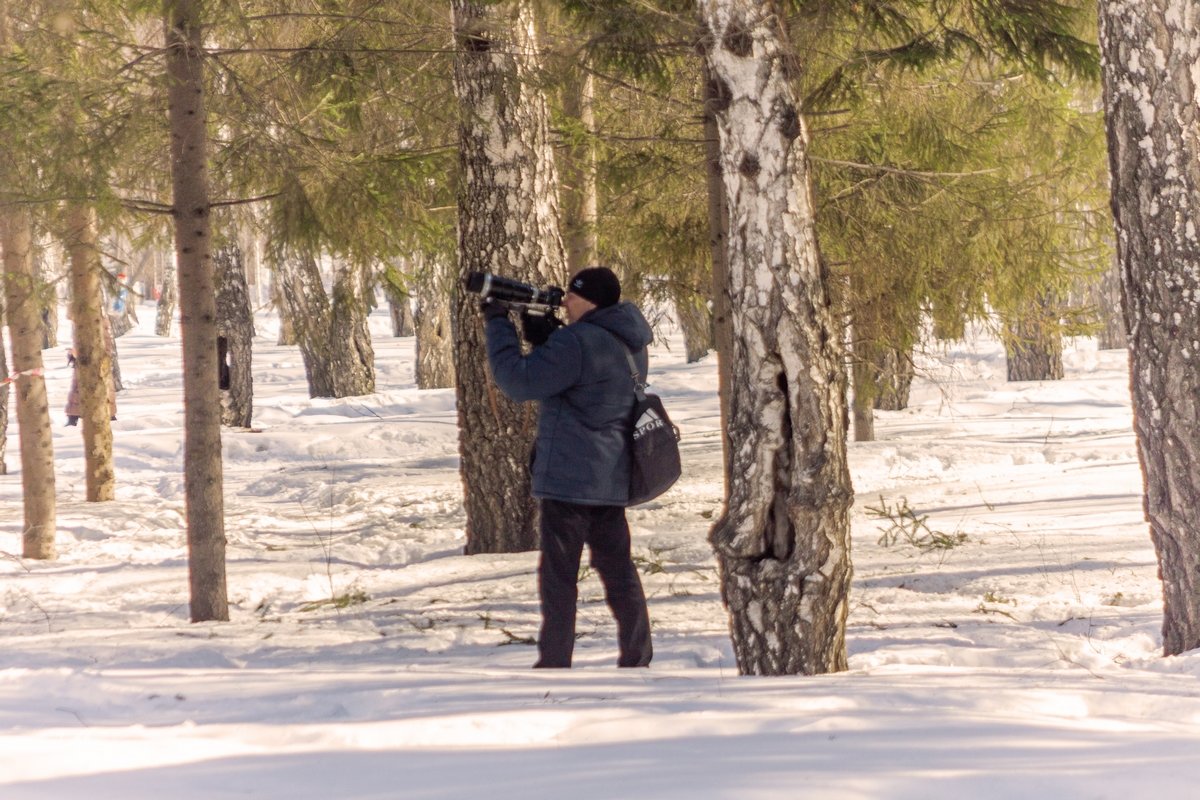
[568,266,621,308]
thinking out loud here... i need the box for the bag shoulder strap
[616,342,647,402]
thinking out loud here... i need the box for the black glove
[480,298,509,322]
[520,310,562,346]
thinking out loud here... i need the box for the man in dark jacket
[482,266,653,668]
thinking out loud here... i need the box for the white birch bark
[699,0,853,675]
[1098,0,1200,656]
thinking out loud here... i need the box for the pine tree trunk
[165,0,228,622]
[214,242,255,428]
[273,247,375,398]
[1099,0,1200,656]
[1,206,57,559]
[700,0,853,676]
[1005,294,1064,382]
[65,203,116,501]
[414,255,456,390]
[452,0,567,554]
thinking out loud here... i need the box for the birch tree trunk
[273,247,375,398]
[1,207,57,559]
[1098,0,1200,656]
[156,254,177,337]
[414,254,456,390]
[676,292,714,364]
[65,203,116,501]
[269,271,296,346]
[452,0,566,554]
[106,272,137,338]
[874,347,914,411]
[165,0,228,622]
[386,287,415,337]
[214,242,255,428]
[699,0,853,676]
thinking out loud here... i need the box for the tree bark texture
[0,0,54,556]
[391,298,415,337]
[1099,0,1200,656]
[676,291,714,364]
[1,207,57,559]
[273,248,375,399]
[269,271,296,346]
[699,0,854,676]
[165,0,229,622]
[385,281,415,337]
[214,242,255,428]
[414,255,456,390]
[704,63,734,493]
[1004,294,1065,382]
[850,352,876,443]
[65,203,116,501]
[451,0,567,554]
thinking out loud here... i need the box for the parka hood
[576,301,653,352]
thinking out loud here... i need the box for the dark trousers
[536,499,652,668]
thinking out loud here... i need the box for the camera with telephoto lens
[464,271,564,315]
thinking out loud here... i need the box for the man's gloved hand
[480,298,509,322]
[520,310,562,346]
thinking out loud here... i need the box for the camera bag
[613,340,681,506]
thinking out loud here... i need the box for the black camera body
[464,271,564,314]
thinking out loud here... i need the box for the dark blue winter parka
[485,301,653,507]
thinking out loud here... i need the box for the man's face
[563,291,595,323]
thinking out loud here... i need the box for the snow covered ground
[3,307,1198,799]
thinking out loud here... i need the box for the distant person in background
[65,323,118,427]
